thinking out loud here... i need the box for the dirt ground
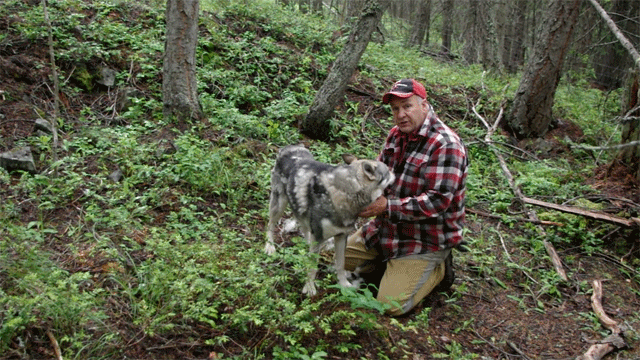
[2,9,640,360]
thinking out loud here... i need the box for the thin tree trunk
[462,0,479,64]
[441,0,453,55]
[408,0,431,48]
[301,0,389,140]
[617,70,640,181]
[509,0,527,72]
[42,0,59,177]
[163,0,204,124]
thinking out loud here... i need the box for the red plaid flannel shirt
[363,106,468,259]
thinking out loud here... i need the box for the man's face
[389,95,429,133]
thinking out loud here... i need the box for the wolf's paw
[302,281,317,296]
[337,270,356,288]
[264,242,276,255]
[339,279,355,288]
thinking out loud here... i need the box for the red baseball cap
[382,79,427,104]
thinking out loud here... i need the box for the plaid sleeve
[387,140,467,223]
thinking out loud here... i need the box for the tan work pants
[344,228,450,316]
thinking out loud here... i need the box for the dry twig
[471,101,569,281]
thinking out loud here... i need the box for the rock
[108,168,123,182]
[97,67,117,87]
[0,147,36,173]
[34,118,53,134]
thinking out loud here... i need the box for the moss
[74,65,94,91]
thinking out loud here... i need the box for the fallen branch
[576,280,627,360]
[472,101,569,281]
[46,330,63,360]
[570,139,640,151]
[467,208,564,227]
[522,197,640,228]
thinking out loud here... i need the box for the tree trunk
[618,70,640,181]
[462,0,490,66]
[441,0,454,55]
[408,0,431,48]
[509,0,527,73]
[163,0,204,124]
[301,0,389,141]
[461,0,479,64]
[506,0,582,139]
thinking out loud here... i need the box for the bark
[507,0,582,139]
[301,0,389,141]
[163,0,204,123]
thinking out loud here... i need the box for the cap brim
[382,91,414,104]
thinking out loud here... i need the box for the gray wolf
[265,144,395,296]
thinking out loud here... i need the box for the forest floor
[2,5,640,360]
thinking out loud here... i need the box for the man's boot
[436,252,455,292]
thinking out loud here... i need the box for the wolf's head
[341,154,395,203]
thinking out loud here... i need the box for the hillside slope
[1,1,638,359]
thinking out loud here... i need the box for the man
[344,78,468,316]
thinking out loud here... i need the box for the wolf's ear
[342,154,357,164]
[362,162,377,181]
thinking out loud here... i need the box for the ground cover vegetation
[0,0,639,359]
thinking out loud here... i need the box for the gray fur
[265,144,395,296]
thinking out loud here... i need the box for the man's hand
[359,196,388,218]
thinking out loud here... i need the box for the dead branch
[522,197,640,228]
[569,139,640,151]
[46,330,63,360]
[467,208,564,227]
[576,280,627,360]
[472,101,569,281]
[591,280,619,333]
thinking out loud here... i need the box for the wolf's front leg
[302,268,318,296]
[334,234,354,288]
